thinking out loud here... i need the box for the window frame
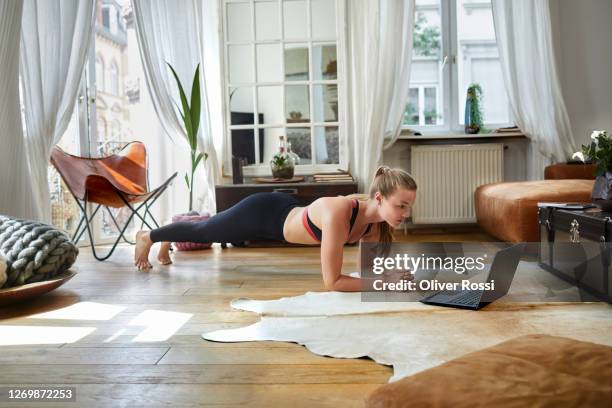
[403,0,513,134]
[219,0,349,177]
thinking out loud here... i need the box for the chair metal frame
[51,142,177,261]
[70,173,176,261]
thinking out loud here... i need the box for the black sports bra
[302,198,372,243]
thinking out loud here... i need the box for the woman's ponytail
[368,166,417,256]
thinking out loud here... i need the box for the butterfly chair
[50,141,177,261]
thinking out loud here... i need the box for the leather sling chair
[50,141,177,261]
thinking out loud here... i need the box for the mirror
[257,86,284,125]
[284,44,309,81]
[312,44,336,80]
[314,126,339,164]
[283,0,307,39]
[227,2,252,42]
[224,0,340,169]
[262,127,285,163]
[287,127,311,164]
[311,0,336,39]
[231,128,263,165]
[256,44,282,82]
[312,84,338,122]
[255,1,279,40]
[230,87,254,125]
[229,45,253,83]
[285,85,310,123]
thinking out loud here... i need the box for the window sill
[397,131,526,141]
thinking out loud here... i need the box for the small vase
[271,166,294,179]
[591,172,612,211]
[464,98,480,134]
[171,212,213,251]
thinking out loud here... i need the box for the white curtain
[132,0,221,218]
[0,1,38,220]
[492,0,576,180]
[346,0,416,192]
[20,0,95,223]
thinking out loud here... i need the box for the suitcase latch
[570,219,580,243]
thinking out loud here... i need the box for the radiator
[410,143,504,224]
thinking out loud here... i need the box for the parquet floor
[0,228,496,407]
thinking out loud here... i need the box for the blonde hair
[365,166,417,254]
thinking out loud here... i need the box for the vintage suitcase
[538,206,612,302]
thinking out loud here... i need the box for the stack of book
[313,171,354,183]
[494,126,521,133]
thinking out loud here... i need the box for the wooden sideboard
[215,177,358,211]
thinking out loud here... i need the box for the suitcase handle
[274,188,298,195]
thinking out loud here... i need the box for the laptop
[420,243,524,310]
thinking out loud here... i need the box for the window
[222,0,345,175]
[109,60,119,95]
[102,6,110,30]
[97,118,106,141]
[403,0,512,132]
[49,1,162,244]
[95,55,105,92]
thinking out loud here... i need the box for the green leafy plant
[271,154,291,169]
[403,102,418,125]
[167,62,208,212]
[413,12,441,57]
[577,130,611,176]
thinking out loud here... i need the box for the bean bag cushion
[0,215,78,288]
[366,334,612,408]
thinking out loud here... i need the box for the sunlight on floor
[128,310,193,342]
[27,301,126,321]
[0,326,96,346]
[3,301,193,345]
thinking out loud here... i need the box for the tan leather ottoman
[474,179,594,242]
[366,334,612,408]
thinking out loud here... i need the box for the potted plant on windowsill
[574,130,612,210]
[464,83,484,134]
[167,62,212,251]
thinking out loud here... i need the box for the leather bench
[474,164,596,242]
[366,334,612,408]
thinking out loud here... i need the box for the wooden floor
[0,228,496,407]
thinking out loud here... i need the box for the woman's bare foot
[134,230,153,270]
[157,242,173,265]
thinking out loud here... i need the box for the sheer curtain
[132,0,221,219]
[0,1,38,220]
[492,0,577,180]
[20,0,95,222]
[346,0,416,192]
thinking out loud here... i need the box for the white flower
[572,151,586,162]
[591,130,606,140]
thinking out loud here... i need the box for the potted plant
[574,130,612,210]
[167,62,212,250]
[270,135,295,179]
[464,83,484,134]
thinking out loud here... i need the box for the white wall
[554,0,612,148]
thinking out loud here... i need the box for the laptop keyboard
[432,290,483,306]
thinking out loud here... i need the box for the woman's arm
[356,223,381,272]
[319,202,365,292]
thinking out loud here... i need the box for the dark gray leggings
[149,192,301,244]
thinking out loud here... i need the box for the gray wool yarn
[0,215,78,289]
